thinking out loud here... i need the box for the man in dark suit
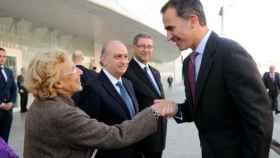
[124,33,166,158]
[86,40,142,158]
[71,50,99,118]
[262,65,280,114]
[160,0,273,158]
[17,68,28,113]
[0,47,17,143]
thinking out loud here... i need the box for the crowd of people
[0,0,278,158]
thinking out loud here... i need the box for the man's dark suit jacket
[262,72,280,97]
[72,65,100,118]
[83,70,142,158]
[124,59,167,152]
[0,67,17,141]
[176,32,273,158]
[0,67,16,104]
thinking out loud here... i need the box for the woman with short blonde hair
[25,50,67,99]
[23,50,176,158]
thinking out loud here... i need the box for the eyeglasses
[136,45,153,50]
[62,65,78,76]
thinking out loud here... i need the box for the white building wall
[0,17,99,73]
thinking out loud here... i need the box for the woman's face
[58,56,83,97]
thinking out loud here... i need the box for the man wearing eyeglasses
[124,33,166,158]
[0,47,17,143]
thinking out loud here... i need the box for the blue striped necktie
[116,81,135,117]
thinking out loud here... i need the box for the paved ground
[8,82,280,157]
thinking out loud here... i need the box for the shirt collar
[103,68,122,85]
[195,30,212,55]
[133,57,149,70]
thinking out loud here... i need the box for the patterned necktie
[188,52,198,107]
[144,66,161,96]
[116,81,135,117]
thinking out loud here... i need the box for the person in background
[167,76,173,88]
[72,50,99,118]
[160,0,273,158]
[17,68,28,113]
[23,49,177,158]
[262,65,280,115]
[90,57,97,72]
[0,47,17,143]
[124,34,166,158]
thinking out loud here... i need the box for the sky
[115,0,280,71]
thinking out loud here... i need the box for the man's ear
[100,56,106,67]
[189,15,199,29]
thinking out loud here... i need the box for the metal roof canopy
[0,0,179,62]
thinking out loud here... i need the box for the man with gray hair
[160,0,273,158]
[92,40,142,158]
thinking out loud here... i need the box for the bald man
[71,50,99,118]
[83,41,142,158]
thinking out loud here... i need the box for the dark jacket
[124,59,167,152]
[72,65,99,118]
[176,32,273,158]
[81,70,142,158]
[262,72,280,97]
[17,74,28,94]
[0,67,17,105]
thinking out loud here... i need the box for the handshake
[151,99,177,117]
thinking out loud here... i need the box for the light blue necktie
[144,67,161,96]
[116,81,135,117]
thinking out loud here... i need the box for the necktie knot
[144,66,148,72]
[116,81,122,88]
[190,52,198,63]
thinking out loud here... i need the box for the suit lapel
[149,67,164,97]
[122,79,139,113]
[99,71,131,117]
[1,68,9,88]
[196,33,217,106]
[130,59,160,97]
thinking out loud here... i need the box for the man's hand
[151,99,177,117]
[0,102,14,111]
